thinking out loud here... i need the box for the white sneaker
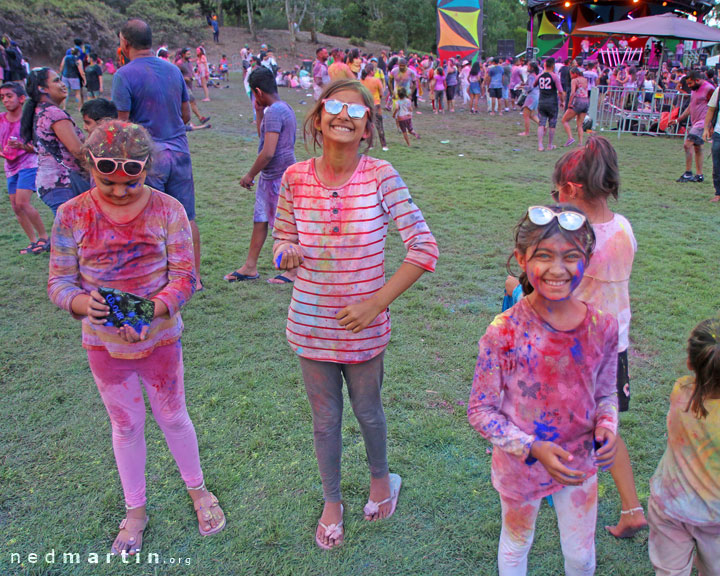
[382,147,389,151]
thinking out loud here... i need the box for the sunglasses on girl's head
[88,151,148,176]
[322,99,369,119]
[527,205,587,231]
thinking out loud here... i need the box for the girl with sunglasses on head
[469,204,619,575]
[272,79,438,550]
[47,120,225,557]
[553,136,644,540]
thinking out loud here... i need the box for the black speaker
[497,40,515,60]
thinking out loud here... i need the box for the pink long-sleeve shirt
[272,156,438,364]
[48,189,196,359]
[468,298,619,501]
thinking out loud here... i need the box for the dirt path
[197,26,390,71]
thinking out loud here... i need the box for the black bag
[516,93,527,107]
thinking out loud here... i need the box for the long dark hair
[507,204,596,296]
[20,67,52,144]
[686,318,720,419]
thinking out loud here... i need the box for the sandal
[110,514,149,556]
[364,473,402,521]
[316,504,344,550]
[193,491,226,536]
[19,242,37,255]
[33,238,50,253]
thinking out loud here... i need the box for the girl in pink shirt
[48,121,225,556]
[469,204,618,575]
[273,79,438,550]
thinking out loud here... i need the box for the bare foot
[538,146,545,152]
[605,509,648,538]
[316,501,343,549]
[111,508,148,556]
[518,132,529,136]
[712,195,720,202]
[364,475,391,521]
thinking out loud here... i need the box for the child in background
[80,97,118,134]
[648,318,720,575]
[84,54,103,99]
[553,137,645,539]
[224,66,297,284]
[219,54,229,81]
[393,87,419,146]
[469,204,618,575]
[0,82,47,254]
[433,66,446,114]
[48,120,225,556]
[273,79,438,549]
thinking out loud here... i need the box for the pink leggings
[87,341,204,508]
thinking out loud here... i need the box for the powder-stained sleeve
[111,70,131,112]
[272,172,299,258]
[594,312,619,434]
[152,206,196,316]
[47,202,84,317]
[468,320,535,460]
[377,163,438,272]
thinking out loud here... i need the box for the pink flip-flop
[315,504,343,550]
[363,473,402,521]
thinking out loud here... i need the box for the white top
[574,213,637,352]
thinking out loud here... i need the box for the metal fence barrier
[588,87,691,138]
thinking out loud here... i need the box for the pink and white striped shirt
[273,156,438,364]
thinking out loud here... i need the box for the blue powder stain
[570,259,585,291]
[533,413,560,443]
[570,338,583,364]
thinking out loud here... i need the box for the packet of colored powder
[98,287,155,333]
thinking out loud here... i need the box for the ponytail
[552,135,620,201]
[20,67,51,144]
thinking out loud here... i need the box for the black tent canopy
[526,0,714,17]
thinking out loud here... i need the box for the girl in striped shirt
[272,79,438,549]
[48,121,225,556]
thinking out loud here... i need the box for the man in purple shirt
[312,47,329,101]
[112,19,204,288]
[673,70,714,183]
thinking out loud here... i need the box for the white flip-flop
[364,473,402,520]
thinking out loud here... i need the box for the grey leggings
[299,352,388,502]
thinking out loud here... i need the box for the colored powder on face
[570,259,585,291]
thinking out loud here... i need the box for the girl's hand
[530,441,587,486]
[240,173,255,189]
[117,323,150,343]
[593,427,617,471]
[277,244,303,270]
[86,290,110,324]
[336,298,384,333]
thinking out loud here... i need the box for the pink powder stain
[504,502,537,543]
[571,488,588,508]
[133,396,142,403]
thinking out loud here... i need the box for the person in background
[0,82,47,254]
[224,67,297,285]
[80,97,118,134]
[673,69,713,183]
[312,47,330,101]
[20,68,86,216]
[112,19,204,288]
[59,48,85,111]
[84,54,103,100]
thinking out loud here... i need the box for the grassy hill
[0,0,204,63]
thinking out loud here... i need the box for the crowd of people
[1,17,719,576]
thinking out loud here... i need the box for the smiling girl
[272,79,438,549]
[469,205,619,575]
[48,120,225,556]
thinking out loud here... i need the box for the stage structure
[436,0,484,62]
[525,0,715,60]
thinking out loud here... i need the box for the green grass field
[2,78,719,576]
